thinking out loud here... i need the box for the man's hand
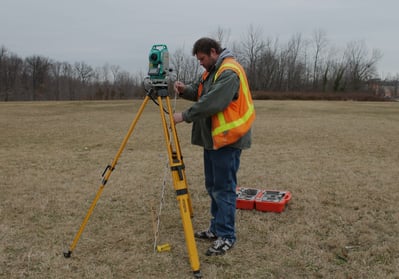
[174,81,186,95]
[173,112,184,124]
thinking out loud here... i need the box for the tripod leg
[157,96,201,277]
[64,96,150,258]
[164,98,195,218]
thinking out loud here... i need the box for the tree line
[173,27,387,95]
[0,46,145,101]
[1,27,397,101]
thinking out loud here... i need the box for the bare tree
[311,29,328,89]
[25,55,50,100]
[0,46,6,97]
[115,70,141,99]
[0,48,23,101]
[170,47,183,81]
[210,26,231,48]
[99,63,111,83]
[49,61,63,100]
[171,47,201,84]
[240,24,265,90]
[110,65,120,83]
[62,62,77,100]
[285,33,304,91]
[344,40,382,90]
[74,61,94,84]
[256,37,280,90]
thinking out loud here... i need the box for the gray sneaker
[205,237,234,256]
[194,229,217,241]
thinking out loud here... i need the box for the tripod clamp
[101,165,115,185]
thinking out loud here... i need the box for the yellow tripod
[63,86,202,278]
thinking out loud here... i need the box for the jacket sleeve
[182,70,239,123]
[179,78,201,102]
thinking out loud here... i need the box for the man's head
[192,37,222,71]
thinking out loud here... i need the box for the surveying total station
[148,44,169,82]
[63,44,202,278]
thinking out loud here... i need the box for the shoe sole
[205,250,226,256]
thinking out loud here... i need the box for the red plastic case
[236,187,261,210]
[254,190,291,213]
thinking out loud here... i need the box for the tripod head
[143,76,169,98]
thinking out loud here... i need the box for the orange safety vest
[197,58,255,149]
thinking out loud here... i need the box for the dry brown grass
[1,100,398,279]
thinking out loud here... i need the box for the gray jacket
[180,49,252,150]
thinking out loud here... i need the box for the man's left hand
[173,112,184,124]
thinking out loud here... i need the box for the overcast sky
[1,0,398,78]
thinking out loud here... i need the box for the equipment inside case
[236,187,291,213]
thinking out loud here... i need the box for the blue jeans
[203,147,241,243]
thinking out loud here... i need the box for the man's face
[196,48,218,71]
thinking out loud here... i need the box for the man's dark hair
[192,37,222,56]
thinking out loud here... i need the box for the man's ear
[210,48,217,58]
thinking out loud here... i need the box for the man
[173,37,255,256]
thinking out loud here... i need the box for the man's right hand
[174,81,186,95]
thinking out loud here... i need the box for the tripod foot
[193,270,202,278]
[63,250,72,258]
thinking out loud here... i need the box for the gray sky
[1,0,398,78]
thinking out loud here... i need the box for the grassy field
[1,99,398,279]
